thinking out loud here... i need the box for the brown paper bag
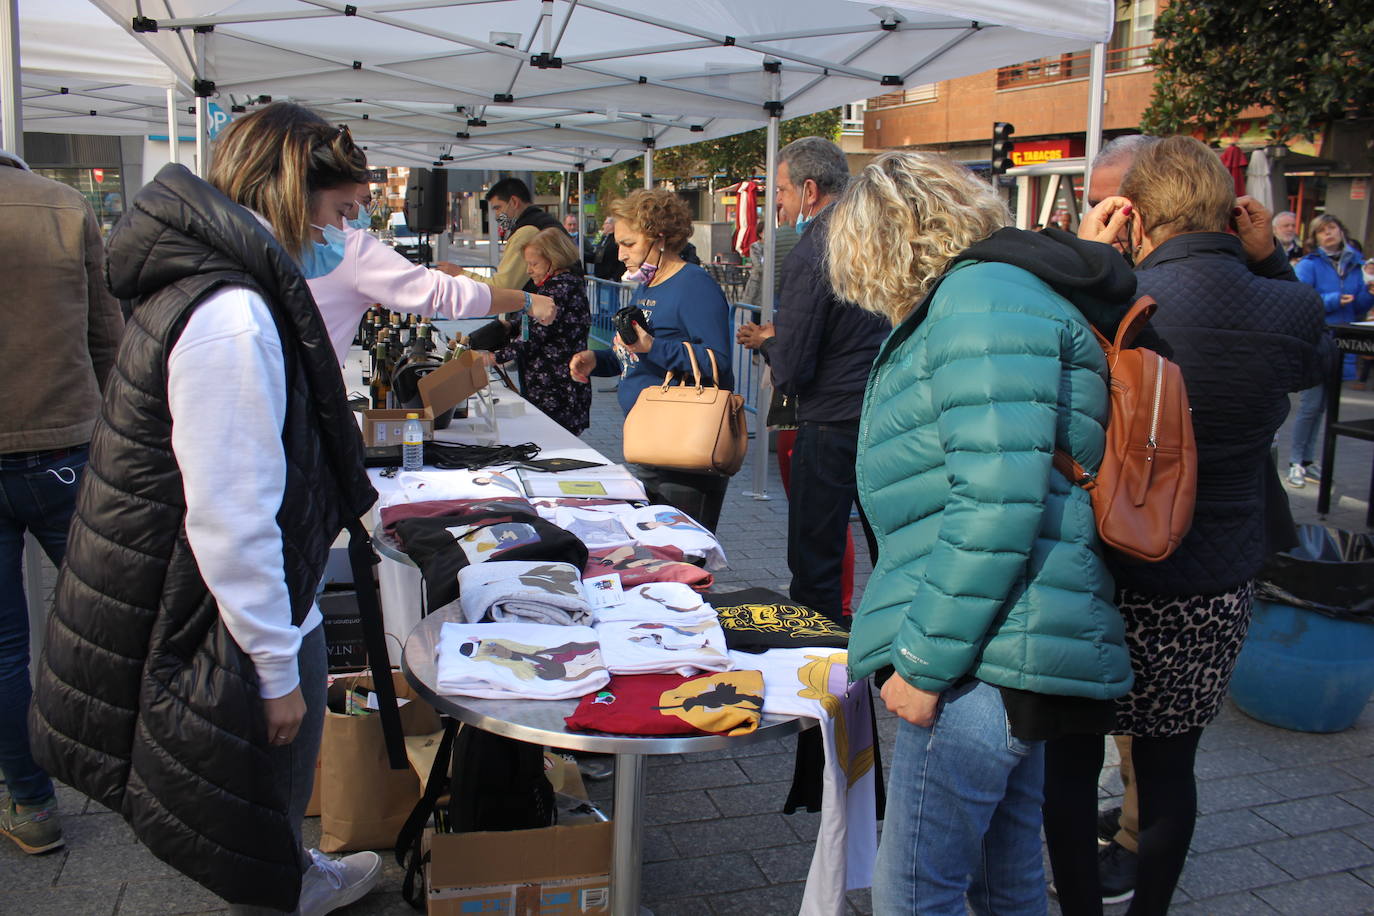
[318,672,441,852]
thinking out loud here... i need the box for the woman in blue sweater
[1286,214,1373,486]
[569,189,734,531]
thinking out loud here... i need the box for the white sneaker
[297,849,382,916]
[1286,463,1306,488]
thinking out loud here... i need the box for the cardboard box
[361,407,435,448]
[362,349,488,447]
[425,821,613,915]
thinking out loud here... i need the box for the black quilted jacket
[1111,234,1332,596]
[30,164,376,909]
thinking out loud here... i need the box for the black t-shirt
[708,587,849,653]
[394,507,588,610]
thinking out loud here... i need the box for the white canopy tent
[70,0,1114,523]
[79,0,1113,170]
[15,0,191,140]
[7,4,1116,906]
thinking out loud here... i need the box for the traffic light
[992,122,1016,176]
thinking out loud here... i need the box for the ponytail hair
[208,102,367,260]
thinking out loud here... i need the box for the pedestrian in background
[569,189,734,531]
[831,151,1132,914]
[1286,214,1374,483]
[0,150,123,856]
[1048,136,1330,916]
[486,227,592,435]
[30,102,385,915]
[736,136,886,626]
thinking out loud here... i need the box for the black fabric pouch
[392,508,588,610]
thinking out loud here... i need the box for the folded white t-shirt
[727,647,852,718]
[595,618,732,676]
[379,469,526,507]
[457,560,591,626]
[436,621,608,700]
[553,506,638,550]
[623,505,727,569]
[591,581,715,624]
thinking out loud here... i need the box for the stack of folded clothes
[457,560,593,626]
[564,671,763,736]
[435,621,607,700]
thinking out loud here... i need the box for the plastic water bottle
[402,413,424,471]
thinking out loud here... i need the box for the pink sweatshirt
[307,228,494,363]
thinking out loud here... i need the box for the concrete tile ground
[5,372,1371,915]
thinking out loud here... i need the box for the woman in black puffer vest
[30,104,383,914]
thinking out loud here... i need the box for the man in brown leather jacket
[0,150,123,854]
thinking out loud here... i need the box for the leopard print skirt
[1113,581,1255,738]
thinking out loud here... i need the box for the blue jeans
[873,681,1047,916]
[1289,383,1325,467]
[0,445,87,805]
[227,624,328,914]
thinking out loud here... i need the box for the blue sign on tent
[207,103,231,139]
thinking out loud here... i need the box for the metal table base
[402,609,807,916]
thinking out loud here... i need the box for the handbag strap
[680,341,704,389]
[660,342,724,392]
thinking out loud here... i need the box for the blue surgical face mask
[794,201,816,235]
[348,199,375,231]
[301,223,347,279]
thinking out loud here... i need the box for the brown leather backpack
[1054,296,1197,562]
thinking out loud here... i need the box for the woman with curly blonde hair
[832,151,1134,914]
[569,189,733,530]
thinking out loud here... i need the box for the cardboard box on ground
[423,821,613,915]
[362,349,488,447]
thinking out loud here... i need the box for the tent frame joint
[193,79,214,97]
[131,16,158,33]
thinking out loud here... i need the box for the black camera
[612,306,651,344]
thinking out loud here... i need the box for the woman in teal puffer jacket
[828,151,1133,915]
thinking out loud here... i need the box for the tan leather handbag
[622,343,748,476]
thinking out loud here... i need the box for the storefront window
[33,167,125,238]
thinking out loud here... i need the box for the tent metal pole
[576,163,586,268]
[1083,42,1106,201]
[748,76,782,501]
[194,32,210,177]
[195,101,207,177]
[642,149,652,188]
[558,171,567,218]
[166,87,180,166]
[1,0,22,157]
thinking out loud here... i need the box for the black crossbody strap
[397,719,460,909]
[344,518,407,769]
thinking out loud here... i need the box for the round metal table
[402,608,809,916]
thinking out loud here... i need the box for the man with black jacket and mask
[736,137,889,626]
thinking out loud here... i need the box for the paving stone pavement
[5,377,1371,915]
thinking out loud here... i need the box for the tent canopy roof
[77,0,1110,166]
